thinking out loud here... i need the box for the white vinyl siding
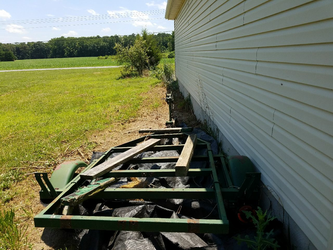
[174,1,333,250]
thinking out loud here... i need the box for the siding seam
[271,109,276,137]
[255,47,259,74]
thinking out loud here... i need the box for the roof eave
[165,0,186,20]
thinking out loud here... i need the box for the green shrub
[162,64,174,83]
[167,51,175,58]
[151,64,174,83]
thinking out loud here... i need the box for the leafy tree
[141,29,161,69]
[15,43,30,59]
[3,51,16,61]
[0,48,3,61]
[168,31,175,52]
[0,45,16,61]
[29,41,50,59]
[114,36,149,76]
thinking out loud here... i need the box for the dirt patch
[7,83,204,249]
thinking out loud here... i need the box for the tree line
[0,32,174,61]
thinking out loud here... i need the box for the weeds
[202,119,220,147]
[0,210,30,250]
[179,94,192,112]
[151,64,174,84]
[167,51,175,58]
[0,169,23,203]
[235,207,280,250]
[117,65,140,79]
[167,80,179,92]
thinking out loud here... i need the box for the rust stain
[117,220,139,230]
[54,161,70,170]
[187,219,200,233]
[60,215,73,229]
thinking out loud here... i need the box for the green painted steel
[50,160,87,190]
[93,188,216,199]
[219,156,233,188]
[104,168,212,178]
[206,143,229,223]
[228,156,255,187]
[35,215,228,233]
[112,143,207,153]
[35,173,57,199]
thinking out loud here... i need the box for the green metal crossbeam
[112,143,207,153]
[93,188,215,200]
[35,215,228,233]
[104,168,212,178]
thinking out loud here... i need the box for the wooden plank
[80,138,161,179]
[61,177,118,207]
[175,134,197,176]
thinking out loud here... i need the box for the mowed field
[0,56,119,70]
[0,57,173,249]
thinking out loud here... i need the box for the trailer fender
[228,156,255,187]
[50,160,87,190]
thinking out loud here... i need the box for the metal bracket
[238,172,261,200]
[35,172,57,199]
[165,92,176,127]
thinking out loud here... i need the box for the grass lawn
[0,56,119,70]
[0,67,160,192]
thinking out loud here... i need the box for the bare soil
[9,84,202,249]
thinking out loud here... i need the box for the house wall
[173,1,333,249]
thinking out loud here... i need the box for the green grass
[0,210,30,250]
[0,68,159,173]
[0,56,119,70]
[160,52,175,65]
[160,57,175,64]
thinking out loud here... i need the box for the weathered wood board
[61,177,118,207]
[175,134,197,176]
[80,138,160,179]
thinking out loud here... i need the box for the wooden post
[175,134,197,176]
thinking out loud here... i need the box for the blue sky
[0,0,173,43]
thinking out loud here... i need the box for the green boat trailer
[34,128,260,234]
